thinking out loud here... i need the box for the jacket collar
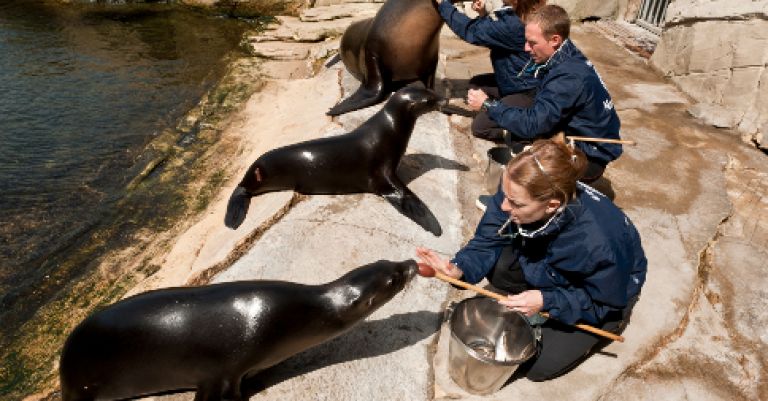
[545,39,578,70]
[517,39,578,79]
[500,182,601,239]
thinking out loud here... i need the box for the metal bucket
[484,147,514,195]
[448,297,537,395]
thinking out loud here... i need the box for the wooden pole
[431,271,625,342]
[567,136,637,146]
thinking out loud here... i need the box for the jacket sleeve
[450,189,512,284]
[486,69,583,139]
[540,271,621,325]
[539,243,629,325]
[438,2,525,50]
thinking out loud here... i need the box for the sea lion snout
[224,186,252,229]
[394,87,442,115]
[400,259,419,282]
[339,260,417,305]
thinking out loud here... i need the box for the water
[0,0,250,342]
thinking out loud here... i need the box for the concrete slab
[429,24,766,401]
[137,14,768,401]
[128,68,341,295]
[206,64,468,401]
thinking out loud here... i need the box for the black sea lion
[225,86,443,235]
[327,0,443,116]
[59,259,418,401]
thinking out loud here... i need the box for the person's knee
[524,360,566,382]
[580,159,606,183]
[523,349,590,381]
[471,117,504,142]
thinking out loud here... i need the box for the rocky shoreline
[10,1,768,400]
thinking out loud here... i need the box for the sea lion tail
[224,186,252,229]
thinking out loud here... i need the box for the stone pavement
[143,3,767,400]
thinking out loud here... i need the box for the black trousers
[469,73,607,183]
[488,244,632,381]
[469,73,535,143]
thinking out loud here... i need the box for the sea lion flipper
[381,185,442,236]
[327,55,388,116]
[224,186,251,229]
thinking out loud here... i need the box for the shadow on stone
[398,153,469,185]
[242,310,441,397]
[440,78,473,99]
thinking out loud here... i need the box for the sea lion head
[323,259,418,325]
[391,86,442,117]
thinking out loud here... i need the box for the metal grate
[636,0,672,35]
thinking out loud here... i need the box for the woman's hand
[471,0,488,17]
[498,290,544,317]
[415,247,463,279]
[467,88,489,111]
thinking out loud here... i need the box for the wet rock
[180,0,307,17]
[246,41,313,60]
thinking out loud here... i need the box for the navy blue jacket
[485,39,623,165]
[451,183,647,325]
[438,2,538,96]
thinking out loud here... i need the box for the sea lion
[59,259,418,401]
[225,86,443,235]
[327,0,443,116]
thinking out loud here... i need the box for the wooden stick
[567,136,637,146]
[432,271,625,343]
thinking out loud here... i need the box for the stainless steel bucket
[448,297,537,395]
[484,147,514,194]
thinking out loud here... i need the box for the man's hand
[467,88,489,111]
[498,290,544,317]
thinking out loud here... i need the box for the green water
[0,1,263,397]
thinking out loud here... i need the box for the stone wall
[650,0,768,149]
[550,0,619,20]
[617,0,643,21]
[545,0,649,21]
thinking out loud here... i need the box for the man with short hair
[467,5,622,183]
